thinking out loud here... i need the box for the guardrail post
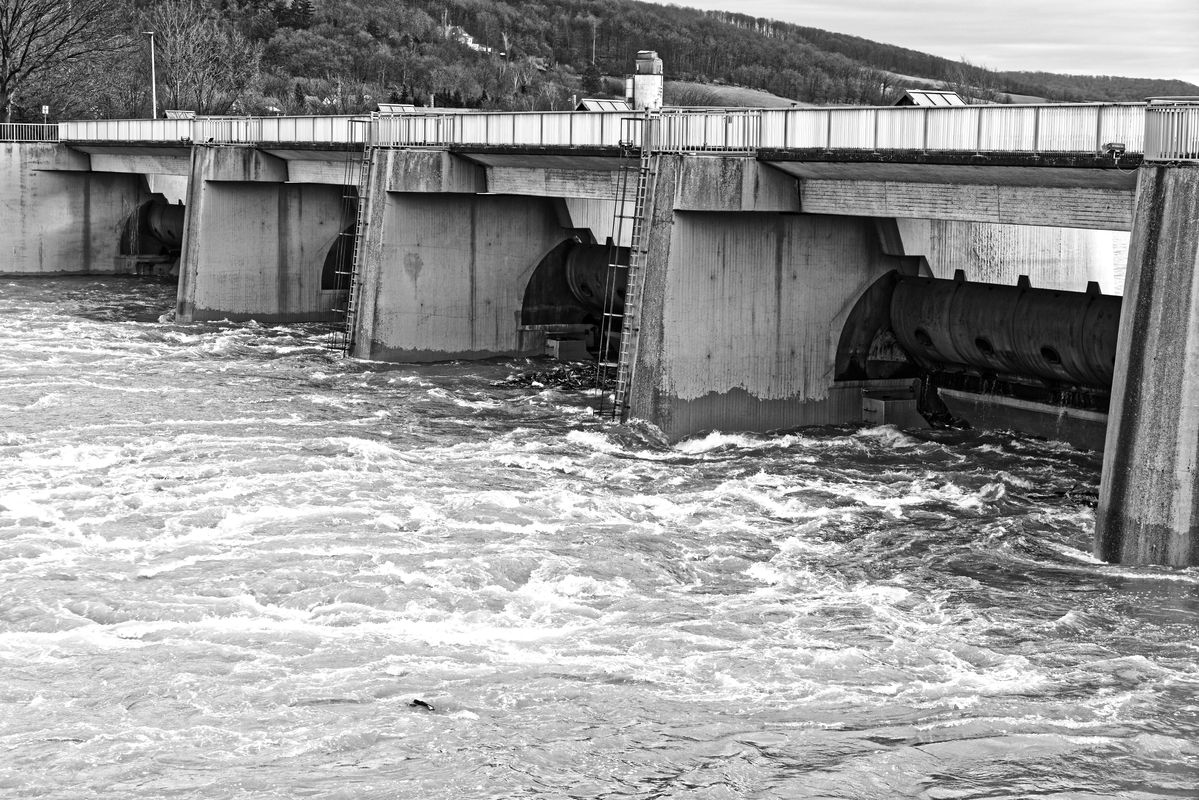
[1032,106,1041,154]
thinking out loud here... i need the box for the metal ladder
[331,141,375,355]
[596,115,658,421]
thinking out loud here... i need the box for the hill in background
[35,0,1199,120]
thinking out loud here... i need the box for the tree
[144,0,261,115]
[0,0,127,121]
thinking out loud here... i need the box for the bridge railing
[1144,98,1199,163]
[745,103,1146,153]
[655,109,760,151]
[195,114,368,144]
[0,123,59,142]
[372,110,635,148]
[44,102,1160,157]
[58,118,195,141]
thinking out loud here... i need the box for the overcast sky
[649,0,1199,86]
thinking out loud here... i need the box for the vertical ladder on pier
[596,116,659,421]
[331,142,375,355]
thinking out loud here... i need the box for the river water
[1,277,1195,799]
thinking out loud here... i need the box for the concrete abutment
[1097,165,1199,567]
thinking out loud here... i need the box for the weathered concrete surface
[896,219,1116,292]
[177,146,344,322]
[769,161,1136,231]
[630,154,916,440]
[1097,165,1199,567]
[353,194,562,360]
[352,150,565,360]
[673,157,799,213]
[380,149,485,194]
[0,143,147,275]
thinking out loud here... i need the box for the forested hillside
[7,0,1196,122]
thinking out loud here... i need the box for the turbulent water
[1,277,1196,800]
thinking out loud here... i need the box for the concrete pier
[1096,165,1199,567]
[628,154,920,440]
[350,149,563,360]
[0,143,148,275]
[176,146,346,323]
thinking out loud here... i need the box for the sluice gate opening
[520,238,630,360]
[838,270,1122,450]
[121,196,186,279]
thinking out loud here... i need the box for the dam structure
[0,98,1196,566]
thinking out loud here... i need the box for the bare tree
[144,0,261,115]
[0,0,126,121]
[942,58,1005,105]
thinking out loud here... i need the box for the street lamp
[143,31,157,120]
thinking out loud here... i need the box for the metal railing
[371,110,635,148]
[752,102,1146,153]
[195,114,369,144]
[0,123,59,142]
[58,118,194,141]
[34,101,1190,161]
[1144,98,1199,163]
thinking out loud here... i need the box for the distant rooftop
[892,89,966,107]
[575,98,631,112]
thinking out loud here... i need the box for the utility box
[862,390,926,429]
[546,337,590,361]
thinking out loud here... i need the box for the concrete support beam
[1097,165,1199,567]
[629,154,913,440]
[799,179,1132,231]
[380,149,485,194]
[176,146,344,322]
[0,143,146,275]
[75,147,192,176]
[486,166,623,200]
[199,145,288,183]
[675,157,799,213]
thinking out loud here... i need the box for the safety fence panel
[824,108,873,149]
[1145,100,1199,162]
[253,115,367,143]
[0,123,59,142]
[59,118,194,141]
[657,111,760,151]
[1030,105,1095,152]
[1097,104,1145,154]
[194,117,262,143]
[975,105,1037,151]
[759,109,829,149]
[923,106,981,150]
[874,106,927,150]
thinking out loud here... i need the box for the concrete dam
[1,97,1196,566]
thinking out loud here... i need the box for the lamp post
[143,31,158,119]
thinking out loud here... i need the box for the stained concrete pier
[176,146,347,323]
[1097,165,1199,567]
